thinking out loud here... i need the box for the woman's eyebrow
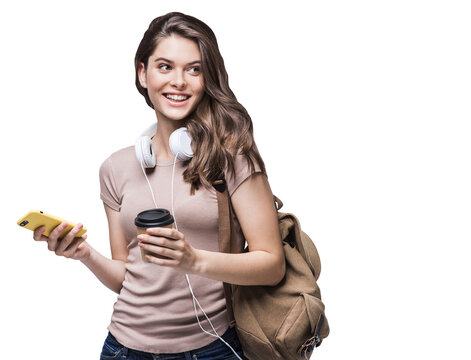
[154,57,201,65]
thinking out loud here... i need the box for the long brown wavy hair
[134,12,266,194]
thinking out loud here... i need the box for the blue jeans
[100,327,244,360]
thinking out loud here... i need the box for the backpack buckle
[298,334,321,358]
[212,173,227,193]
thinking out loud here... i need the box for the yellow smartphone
[17,210,87,239]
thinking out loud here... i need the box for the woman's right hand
[33,222,90,261]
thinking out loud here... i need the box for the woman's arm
[33,204,128,293]
[200,172,285,285]
[139,173,286,286]
[80,204,129,293]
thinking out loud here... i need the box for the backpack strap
[212,174,236,326]
[213,173,284,327]
[273,195,283,211]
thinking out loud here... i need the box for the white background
[1,0,470,358]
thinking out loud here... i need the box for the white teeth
[165,94,189,101]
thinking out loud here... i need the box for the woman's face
[138,34,204,123]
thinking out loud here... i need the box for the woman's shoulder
[102,145,136,165]
[100,145,138,176]
[231,145,265,173]
[225,150,265,196]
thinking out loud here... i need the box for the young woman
[33,12,285,359]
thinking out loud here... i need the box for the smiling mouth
[163,94,191,102]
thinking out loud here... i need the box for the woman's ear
[138,62,147,88]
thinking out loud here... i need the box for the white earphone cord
[138,154,242,360]
[140,162,158,209]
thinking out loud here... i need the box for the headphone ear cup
[135,135,156,168]
[169,127,194,161]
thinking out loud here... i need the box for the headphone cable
[171,154,242,360]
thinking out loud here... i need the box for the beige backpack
[214,178,330,360]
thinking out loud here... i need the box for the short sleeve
[226,154,263,197]
[99,156,121,211]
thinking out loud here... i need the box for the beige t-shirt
[99,145,261,353]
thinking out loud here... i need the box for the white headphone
[135,122,194,168]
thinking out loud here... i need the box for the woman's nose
[170,71,186,89]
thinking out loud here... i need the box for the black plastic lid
[134,208,174,228]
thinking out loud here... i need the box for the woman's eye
[188,66,201,74]
[159,64,171,71]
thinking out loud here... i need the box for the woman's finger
[55,223,84,255]
[139,242,179,259]
[138,234,181,251]
[145,227,181,240]
[145,253,179,267]
[62,236,87,259]
[47,222,68,251]
[49,222,69,239]
[33,226,46,241]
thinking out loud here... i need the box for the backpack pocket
[235,325,277,360]
[275,293,326,360]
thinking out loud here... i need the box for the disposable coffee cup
[135,208,174,262]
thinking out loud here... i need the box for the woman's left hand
[137,227,201,273]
